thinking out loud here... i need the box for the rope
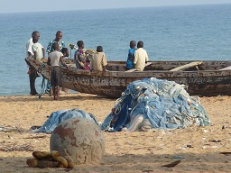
[38,77,46,99]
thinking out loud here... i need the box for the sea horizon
[0,3,230,15]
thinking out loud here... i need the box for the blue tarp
[36,108,99,133]
[101,78,210,131]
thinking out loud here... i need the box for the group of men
[26,31,65,99]
[26,31,149,99]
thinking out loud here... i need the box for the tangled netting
[101,78,210,131]
[36,109,99,133]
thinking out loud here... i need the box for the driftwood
[126,62,152,72]
[170,61,203,72]
[0,126,25,133]
[0,144,34,152]
[24,135,47,139]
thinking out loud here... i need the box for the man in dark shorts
[26,31,45,95]
[45,31,66,94]
[47,43,67,100]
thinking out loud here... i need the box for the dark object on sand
[26,150,74,168]
[209,139,221,143]
[220,152,231,156]
[25,57,231,98]
[30,126,41,130]
[162,160,181,168]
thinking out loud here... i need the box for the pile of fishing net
[101,78,210,131]
[36,78,210,133]
[35,109,99,133]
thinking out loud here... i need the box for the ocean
[0,4,231,96]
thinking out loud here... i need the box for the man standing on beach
[47,31,66,54]
[26,31,45,95]
[47,42,68,100]
[46,31,66,94]
[134,41,149,71]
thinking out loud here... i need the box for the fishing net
[101,78,210,131]
[36,108,99,133]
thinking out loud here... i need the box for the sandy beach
[0,93,231,172]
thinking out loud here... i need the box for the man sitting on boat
[91,46,108,71]
[26,31,46,95]
[74,40,89,70]
[134,41,149,71]
[126,40,136,70]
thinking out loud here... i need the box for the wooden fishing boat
[25,57,231,98]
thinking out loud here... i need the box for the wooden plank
[169,61,203,72]
[67,64,76,68]
[219,66,231,71]
[125,62,152,72]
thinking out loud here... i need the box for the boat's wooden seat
[67,64,76,68]
[125,62,152,72]
[169,61,203,72]
[219,66,231,71]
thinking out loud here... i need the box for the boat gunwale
[63,68,231,78]
[25,58,231,78]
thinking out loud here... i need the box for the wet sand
[0,93,231,172]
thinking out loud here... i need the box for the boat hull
[25,58,231,98]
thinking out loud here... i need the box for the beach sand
[0,93,231,172]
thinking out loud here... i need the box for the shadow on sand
[0,94,113,103]
[1,152,231,173]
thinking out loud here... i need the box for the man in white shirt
[134,41,149,71]
[26,31,45,95]
[48,42,67,100]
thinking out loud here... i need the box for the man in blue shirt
[45,31,66,94]
[126,40,136,70]
[47,31,66,54]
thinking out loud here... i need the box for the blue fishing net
[101,78,210,131]
[36,108,99,133]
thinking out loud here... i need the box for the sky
[1,0,231,13]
